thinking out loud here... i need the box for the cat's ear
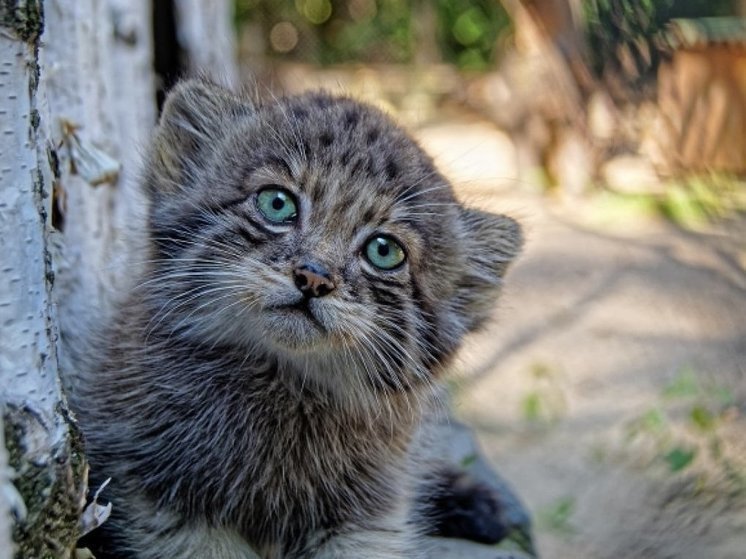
[452,208,522,332]
[149,79,251,193]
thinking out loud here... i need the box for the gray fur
[65,79,522,558]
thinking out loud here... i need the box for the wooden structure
[657,18,746,174]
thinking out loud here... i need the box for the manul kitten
[67,79,522,559]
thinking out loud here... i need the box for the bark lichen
[4,404,85,559]
[0,0,44,43]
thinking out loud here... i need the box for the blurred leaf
[453,7,486,46]
[581,0,734,92]
[537,496,576,535]
[639,408,667,433]
[664,446,696,472]
[689,405,716,432]
[499,527,537,556]
[625,407,669,443]
[662,368,699,399]
[521,391,542,423]
[584,191,658,227]
[460,453,478,468]
[436,0,510,71]
[658,186,708,227]
[656,173,744,229]
[295,0,333,25]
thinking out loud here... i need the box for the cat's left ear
[148,79,252,196]
[452,208,522,332]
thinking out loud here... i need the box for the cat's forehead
[251,93,455,218]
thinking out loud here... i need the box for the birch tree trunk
[44,0,155,325]
[1,0,154,556]
[0,3,83,558]
[174,0,239,87]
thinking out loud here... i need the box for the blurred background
[228,0,746,196]
[166,2,746,557]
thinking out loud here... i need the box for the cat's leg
[408,421,507,543]
[86,525,259,559]
[308,498,424,559]
[138,523,260,559]
[82,497,260,559]
[310,525,423,559]
[411,417,533,548]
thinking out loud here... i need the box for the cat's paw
[423,470,510,544]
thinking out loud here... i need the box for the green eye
[364,236,406,270]
[256,187,298,223]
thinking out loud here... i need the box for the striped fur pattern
[68,80,522,558]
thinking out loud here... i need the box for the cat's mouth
[266,299,327,333]
[256,293,352,353]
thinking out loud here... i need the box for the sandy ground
[416,122,746,559]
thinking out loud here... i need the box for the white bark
[174,0,239,87]
[0,7,59,447]
[1,0,154,556]
[0,3,80,557]
[42,0,155,325]
[106,0,156,251]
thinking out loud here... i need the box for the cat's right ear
[149,79,251,193]
[451,209,523,333]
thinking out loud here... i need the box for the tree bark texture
[1,0,155,557]
[174,0,239,87]
[44,0,155,326]
[0,2,83,558]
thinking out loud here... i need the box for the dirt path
[417,123,746,559]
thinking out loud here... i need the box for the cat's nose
[293,262,336,298]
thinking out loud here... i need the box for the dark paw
[424,470,510,544]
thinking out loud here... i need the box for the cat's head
[143,79,521,395]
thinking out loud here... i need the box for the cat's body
[67,80,522,558]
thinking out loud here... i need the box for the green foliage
[625,367,742,480]
[662,367,699,399]
[460,452,478,468]
[657,174,743,228]
[626,407,667,438]
[689,405,716,432]
[234,0,510,70]
[307,0,413,65]
[596,173,745,230]
[583,0,669,88]
[537,496,576,535]
[664,446,697,472]
[520,362,567,427]
[521,391,543,423]
[435,0,511,71]
[235,0,414,64]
